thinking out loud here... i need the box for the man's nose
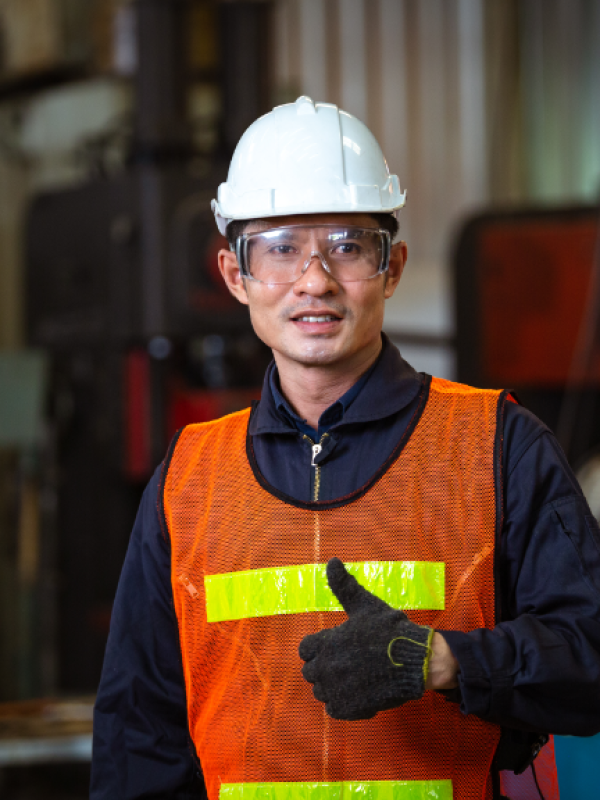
[293,252,339,295]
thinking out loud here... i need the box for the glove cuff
[387,624,434,694]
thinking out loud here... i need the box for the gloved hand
[299,557,433,720]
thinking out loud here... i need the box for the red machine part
[167,382,261,441]
[479,217,598,386]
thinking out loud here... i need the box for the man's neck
[275,341,382,430]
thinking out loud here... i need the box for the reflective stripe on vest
[220,780,453,800]
[204,560,445,622]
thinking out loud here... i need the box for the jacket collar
[249,334,425,436]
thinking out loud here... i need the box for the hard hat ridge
[212,97,406,241]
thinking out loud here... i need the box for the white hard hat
[212,96,406,242]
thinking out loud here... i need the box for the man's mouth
[294,315,339,323]
[290,307,343,324]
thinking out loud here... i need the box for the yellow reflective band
[220,781,453,800]
[205,560,445,623]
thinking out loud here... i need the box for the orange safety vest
[163,376,557,800]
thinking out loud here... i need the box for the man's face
[218,213,407,374]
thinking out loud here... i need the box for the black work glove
[299,557,433,720]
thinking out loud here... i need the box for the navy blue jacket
[91,337,600,799]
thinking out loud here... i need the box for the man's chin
[278,342,345,367]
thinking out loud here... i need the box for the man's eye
[269,244,297,256]
[332,242,361,256]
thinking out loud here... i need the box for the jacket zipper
[303,433,330,502]
[302,431,330,775]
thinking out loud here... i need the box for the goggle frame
[234,224,392,285]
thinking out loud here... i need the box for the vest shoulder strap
[430,375,503,397]
[172,406,251,461]
[159,406,252,540]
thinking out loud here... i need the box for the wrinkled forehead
[243,212,381,235]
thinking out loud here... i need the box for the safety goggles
[235,225,391,285]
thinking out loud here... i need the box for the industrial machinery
[24,0,272,694]
[454,204,600,490]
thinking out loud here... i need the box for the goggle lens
[238,226,390,284]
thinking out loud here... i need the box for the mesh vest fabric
[164,377,511,800]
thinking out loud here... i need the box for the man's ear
[218,248,249,306]
[384,240,407,299]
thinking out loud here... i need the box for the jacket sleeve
[90,465,205,799]
[441,403,600,735]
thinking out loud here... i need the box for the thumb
[326,557,388,616]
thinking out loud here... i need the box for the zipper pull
[311,443,322,467]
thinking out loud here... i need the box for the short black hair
[225,213,399,248]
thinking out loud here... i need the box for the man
[91,97,600,800]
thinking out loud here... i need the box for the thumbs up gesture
[298,558,434,720]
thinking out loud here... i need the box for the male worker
[92,97,600,800]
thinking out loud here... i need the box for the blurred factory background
[1,0,600,797]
